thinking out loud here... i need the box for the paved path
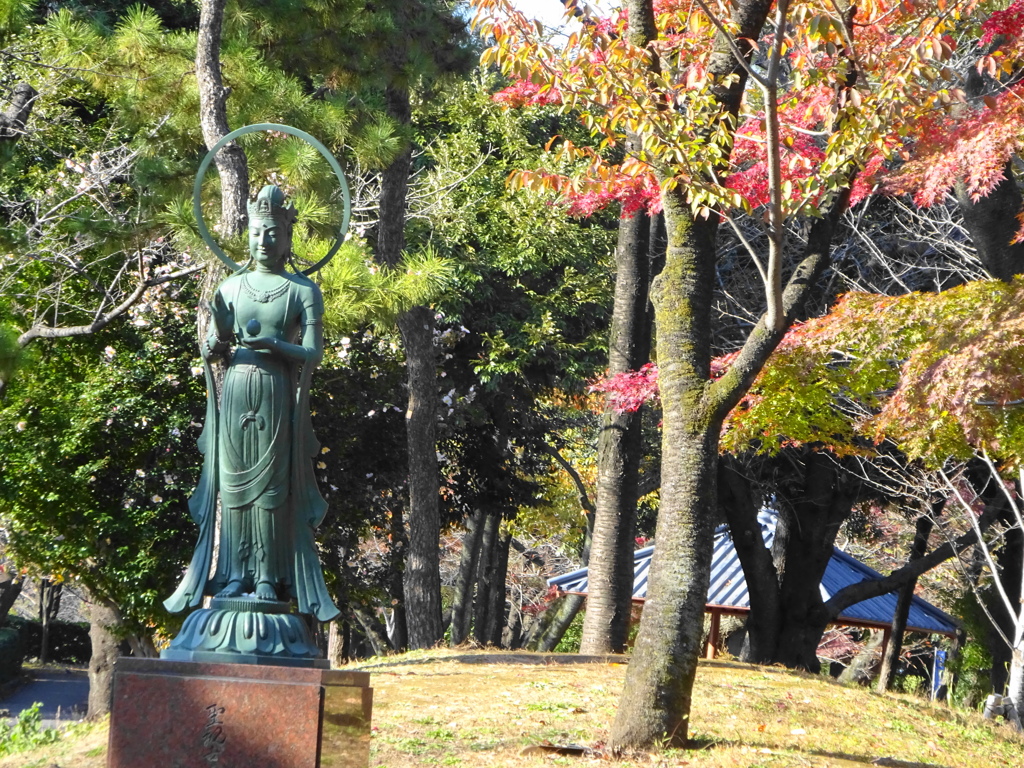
[0,667,88,728]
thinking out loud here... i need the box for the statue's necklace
[241,272,289,304]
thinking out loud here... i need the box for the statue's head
[247,185,297,269]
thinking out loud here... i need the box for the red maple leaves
[885,88,1024,208]
[590,362,660,413]
[588,278,1024,463]
[493,78,562,107]
[981,0,1024,45]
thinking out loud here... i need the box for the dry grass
[359,650,1024,767]
[3,649,1022,767]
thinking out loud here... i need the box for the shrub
[0,626,23,684]
[6,616,91,664]
[554,610,584,653]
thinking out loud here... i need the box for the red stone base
[107,658,372,768]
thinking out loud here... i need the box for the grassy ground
[2,649,1021,767]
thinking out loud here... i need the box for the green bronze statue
[163,183,340,665]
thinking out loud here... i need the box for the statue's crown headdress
[248,184,297,227]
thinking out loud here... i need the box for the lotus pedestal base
[160,596,326,667]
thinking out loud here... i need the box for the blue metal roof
[549,511,958,635]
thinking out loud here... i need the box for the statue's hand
[211,292,234,342]
[201,337,217,361]
[241,336,277,352]
[202,333,230,361]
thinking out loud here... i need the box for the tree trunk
[1006,646,1024,725]
[954,168,1024,282]
[327,620,347,667]
[838,630,885,685]
[0,570,22,626]
[991,520,1023,696]
[525,593,586,652]
[611,172,838,748]
[1005,496,1024,719]
[374,83,443,650]
[717,187,854,667]
[375,85,413,271]
[0,83,37,162]
[196,0,248,237]
[84,594,121,720]
[504,602,523,649]
[580,202,653,655]
[125,633,158,659]
[387,507,409,652]
[521,503,595,652]
[611,427,719,748]
[38,578,63,664]
[954,61,1024,282]
[450,509,484,646]
[937,628,965,702]
[774,452,858,672]
[718,456,781,663]
[877,513,934,692]
[610,0,822,748]
[399,306,442,649]
[612,188,720,748]
[352,606,391,657]
[484,530,512,647]
[473,511,501,645]
[822,496,1005,625]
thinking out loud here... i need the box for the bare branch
[541,443,596,515]
[822,495,1003,618]
[16,264,204,347]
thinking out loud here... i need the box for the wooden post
[705,609,721,659]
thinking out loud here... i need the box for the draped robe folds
[165,270,340,623]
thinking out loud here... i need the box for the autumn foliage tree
[474,0,985,750]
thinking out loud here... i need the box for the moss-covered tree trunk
[610,186,845,750]
[525,593,586,652]
[608,0,776,748]
[611,189,719,748]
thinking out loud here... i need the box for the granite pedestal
[107,658,372,768]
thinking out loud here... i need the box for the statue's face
[249,218,289,268]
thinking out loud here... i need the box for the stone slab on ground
[107,658,371,768]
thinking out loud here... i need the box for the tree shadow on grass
[355,652,624,669]
[806,750,947,768]
[678,740,949,768]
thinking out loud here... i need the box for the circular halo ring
[192,123,351,275]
